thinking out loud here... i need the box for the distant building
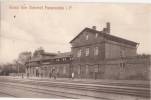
[26,22,151,80]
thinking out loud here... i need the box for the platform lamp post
[15,60,19,77]
[27,60,29,78]
[18,62,19,77]
[27,56,31,78]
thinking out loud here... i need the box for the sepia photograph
[0,0,151,100]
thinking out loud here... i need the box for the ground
[0,76,150,100]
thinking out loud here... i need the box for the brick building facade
[26,22,151,80]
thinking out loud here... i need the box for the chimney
[103,28,107,32]
[92,26,96,30]
[106,22,110,33]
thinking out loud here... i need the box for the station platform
[4,76,150,86]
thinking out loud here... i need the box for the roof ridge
[70,27,138,46]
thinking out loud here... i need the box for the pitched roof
[70,28,138,46]
[41,52,57,56]
[29,52,72,62]
[54,52,71,58]
[30,57,42,62]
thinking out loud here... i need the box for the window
[63,58,66,61]
[78,65,81,75]
[70,57,73,60]
[120,63,126,70]
[77,49,82,57]
[86,34,89,40]
[56,67,59,73]
[32,68,34,74]
[85,48,89,56]
[95,33,98,38]
[94,47,99,56]
[63,66,66,74]
[86,65,89,75]
[94,65,99,73]
[56,59,60,61]
[120,48,125,58]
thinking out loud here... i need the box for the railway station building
[26,49,72,78]
[25,22,151,80]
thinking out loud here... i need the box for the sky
[0,1,151,64]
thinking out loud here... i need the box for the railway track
[0,82,76,99]
[29,78,150,88]
[0,82,112,100]
[22,80,151,98]
[0,91,17,97]
[0,78,150,98]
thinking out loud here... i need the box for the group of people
[49,67,75,80]
[26,67,75,80]
[49,69,75,80]
[49,68,56,79]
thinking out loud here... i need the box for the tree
[16,51,32,73]
[18,52,32,65]
[0,63,16,76]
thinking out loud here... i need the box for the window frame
[85,48,90,56]
[120,48,126,58]
[78,65,81,75]
[95,33,98,38]
[86,65,89,75]
[120,62,126,70]
[63,66,66,74]
[86,34,89,40]
[94,46,99,56]
[77,49,82,57]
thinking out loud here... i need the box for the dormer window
[86,34,89,40]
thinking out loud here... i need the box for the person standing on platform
[72,72,74,80]
[52,67,56,79]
